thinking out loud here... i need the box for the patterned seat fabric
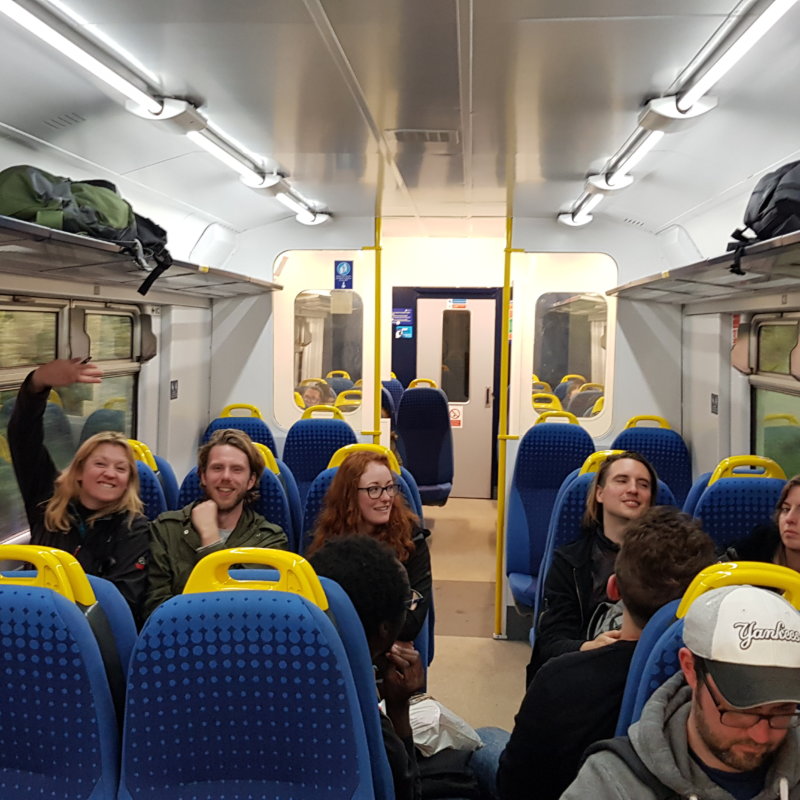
[202,416,277,455]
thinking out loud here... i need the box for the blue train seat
[201,403,277,454]
[135,460,167,520]
[79,407,125,444]
[506,420,594,609]
[682,471,712,515]
[178,464,296,550]
[283,417,358,506]
[396,387,454,506]
[381,385,396,424]
[328,376,355,396]
[276,456,303,542]
[611,416,692,507]
[119,589,376,799]
[382,378,404,416]
[400,465,425,520]
[0,584,119,799]
[615,599,680,735]
[566,389,603,417]
[153,454,179,510]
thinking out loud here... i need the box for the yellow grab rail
[579,450,624,475]
[409,378,438,389]
[531,373,539,382]
[577,383,604,393]
[326,370,351,379]
[531,380,552,393]
[765,413,800,426]
[533,410,579,425]
[252,442,279,474]
[301,404,345,420]
[103,396,127,410]
[591,397,605,415]
[335,389,363,407]
[707,455,786,486]
[559,374,586,384]
[183,548,329,610]
[531,392,562,411]
[677,562,800,617]
[294,391,304,407]
[328,443,401,474]
[220,403,263,418]
[128,439,158,472]
[299,378,327,387]
[624,415,671,429]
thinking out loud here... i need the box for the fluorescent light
[606,130,664,186]
[558,192,603,226]
[186,130,264,185]
[275,191,310,217]
[677,0,798,112]
[0,0,162,114]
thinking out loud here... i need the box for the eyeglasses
[699,668,800,730]
[357,483,399,500]
[404,589,423,612]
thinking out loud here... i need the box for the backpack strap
[582,736,679,800]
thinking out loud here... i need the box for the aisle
[424,498,529,730]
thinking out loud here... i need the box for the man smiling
[143,428,287,618]
[562,585,800,800]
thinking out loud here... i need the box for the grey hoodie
[561,672,800,800]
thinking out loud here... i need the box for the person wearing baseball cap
[562,585,800,799]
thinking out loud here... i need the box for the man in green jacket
[144,428,288,618]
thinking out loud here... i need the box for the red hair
[307,451,418,561]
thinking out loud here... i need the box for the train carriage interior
[2,0,800,794]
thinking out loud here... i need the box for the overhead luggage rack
[0,214,282,299]
[607,230,800,305]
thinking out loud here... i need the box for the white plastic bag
[407,693,483,756]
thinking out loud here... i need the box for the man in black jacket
[497,508,715,800]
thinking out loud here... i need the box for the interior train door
[416,298,496,498]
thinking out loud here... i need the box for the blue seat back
[178,465,296,550]
[396,387,454,505]
[0,585,119,799]
[506,423,595,602]
[566,389,603,417]
[79,407,125,444]
[152,454,179,510]
[202,416,277,455]
[400,466,424,520]
[693,476,785,552]
[328,377,355,396]
[629,618,685,727]
[382,378,404,415]
[682,471,712,515]
[276,457,303,542]
[44,401,75,471]
[615,599,680,735]
[120,590,375,799]
[553,382,571,403]
[136,460,167,520]
[381,386,396,424]
[283,418,358,505]
[611,427,693,507]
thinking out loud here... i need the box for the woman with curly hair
[307,450,431,641]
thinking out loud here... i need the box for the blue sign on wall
[392,307,414,325]
[334,260,354,289]
[395,325,414,339]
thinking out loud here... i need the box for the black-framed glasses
[358,483,399,500]
[698,664,800,730]
[404,589,423,612]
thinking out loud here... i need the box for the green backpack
[0,164,138,242]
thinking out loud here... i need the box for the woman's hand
[31,358,103,392]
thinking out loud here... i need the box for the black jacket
[400,526,433,642]
[381,712,422,800]
[527,526,618,684]
[729,522,781,563]
[8,371,150,625]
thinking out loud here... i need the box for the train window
[86,312,134,361]
[756,322,799,375]
[0,309,58,368]
[753,389,800,479]
[533,292,607,417]
[294,290,363,411]
[441,310,470,402]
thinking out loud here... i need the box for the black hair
[307,535,408,640]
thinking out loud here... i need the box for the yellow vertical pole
[494,218,520,637]
[361,217,383,444]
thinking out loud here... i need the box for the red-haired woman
[307,451,431,641]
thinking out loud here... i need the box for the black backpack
[728,160,800,274]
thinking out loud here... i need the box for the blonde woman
[8,358,149,623]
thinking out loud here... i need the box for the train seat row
[0,546,396,800]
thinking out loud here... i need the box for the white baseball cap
[684,585,800,708]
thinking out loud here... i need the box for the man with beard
[143,428,287,618]
[562,585,800,799]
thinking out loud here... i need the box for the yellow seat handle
[409,378,438,389]
[577,383,604,393]
[531,373,539,382]
[765,413,800,426]
[183,548,329,611]
[326,370,351,379]
[591,397,605,415]
[531,392,562,410]
[532,380,552,392]
[301,404,345,420]
[0,545,96,604]
[299,378,328,387]
[221,403,263,419]
[252,442,279,475]
[390,371,397,379]
[127,439,158,472]
[624,415,671,429]
[677,562,800,617]
[103,396,127,410]
[294,391,305,408]
[559,374,586,384]
[707,455,786,486]
[335,390,363,407]
[327,443,401,474]
[534,410,579,425]
[579,449,623,475]
[47,389,63,406]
